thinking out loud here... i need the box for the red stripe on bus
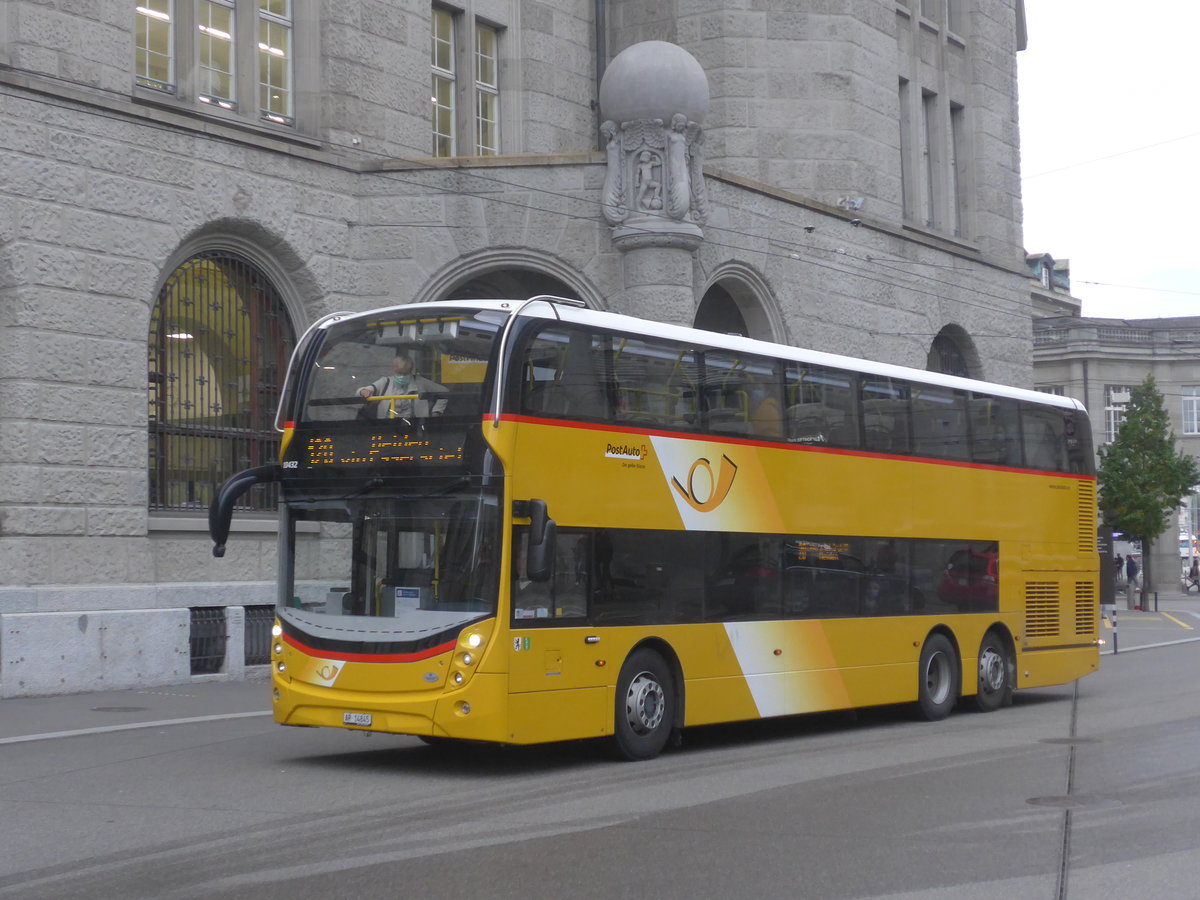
[496,413,1096,481]
[282,632,456,663]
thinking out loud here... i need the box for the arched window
[927,331,970,379]
[695,285,750,337]
[148,250,295,512]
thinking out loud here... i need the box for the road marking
[1161,612,1194,630]
[0,710,270,746]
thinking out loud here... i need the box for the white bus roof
[322,298,1085,413]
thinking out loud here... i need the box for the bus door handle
[584,635,600,644]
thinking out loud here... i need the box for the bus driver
[358,354,449,419]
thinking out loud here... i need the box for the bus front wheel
[612,648,675,761]
[974,630,1012,712]
[916,633,959,721]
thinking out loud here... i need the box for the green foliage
[1097,376,1200,544]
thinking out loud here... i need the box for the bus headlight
[465,632,483,649]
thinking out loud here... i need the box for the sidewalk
[1113,584,1200,611]
[1102,587,1200,654]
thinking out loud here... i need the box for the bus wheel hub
[979,648,1005,693]
[625,672,665,734]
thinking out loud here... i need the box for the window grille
[244,605,276,665]
[189,607,227,674]
[928,333,969,378]
[148,250,295,512]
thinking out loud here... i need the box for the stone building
[1033,312,1200,591]
[1,1,1036,696]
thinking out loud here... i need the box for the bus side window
[911,386,969,461]
[969,394,1021,467]
[785,364,858,448]
[519,325,613,421]
[613,337,699,430]
[560,329,611,420]
[511,527,587,621]
[1065,409,1093,473]
[703,352,785,439]
[862,378,911,454]
[1020,404,1068,472]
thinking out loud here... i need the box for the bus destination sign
[299,432,465,468]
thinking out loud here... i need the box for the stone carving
[600,115,707,233]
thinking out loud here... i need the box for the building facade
[1033,313,1200,592]
[0,1,1036,696]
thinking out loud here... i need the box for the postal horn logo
[671,454,738,512]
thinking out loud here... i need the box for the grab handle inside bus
[208,464,280,558]
[516,498,557,582]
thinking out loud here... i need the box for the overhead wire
[1022,131,1200,180]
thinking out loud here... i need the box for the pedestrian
[1125,554,1139,608]
[1114,554,1124,584]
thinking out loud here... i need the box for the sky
[1017,4,1200,320]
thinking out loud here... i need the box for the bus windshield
[297,307,504,426]
[283,488,502,630]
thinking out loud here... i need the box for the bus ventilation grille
[189,607,227,674]
[1077,481,1098,554]
[1075,582,1097,636]
[1024,582,1060,637]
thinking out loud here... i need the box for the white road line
[0,710,271,746]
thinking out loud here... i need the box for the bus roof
[318,298,1085,414]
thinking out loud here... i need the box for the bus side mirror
[517,498,557,582]
[209,464,280,557]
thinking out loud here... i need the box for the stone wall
[0,2,1034,696]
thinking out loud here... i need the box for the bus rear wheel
[916,633,959,721]
[974,629,1012,712]
[612,648,675,761]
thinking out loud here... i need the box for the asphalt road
[1,604,1198,900]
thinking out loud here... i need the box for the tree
[1097,376,1200,602]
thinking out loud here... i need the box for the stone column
[597,42,710,327]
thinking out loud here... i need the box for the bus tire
[974,629,1012,713]
[916,633,958,721]
[612,648,675,761]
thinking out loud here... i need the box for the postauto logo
[605,440,648,461]
[670,454,738,513]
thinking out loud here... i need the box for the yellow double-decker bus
[210,296,1099,760]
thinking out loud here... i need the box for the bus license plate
[343,712,372,727]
